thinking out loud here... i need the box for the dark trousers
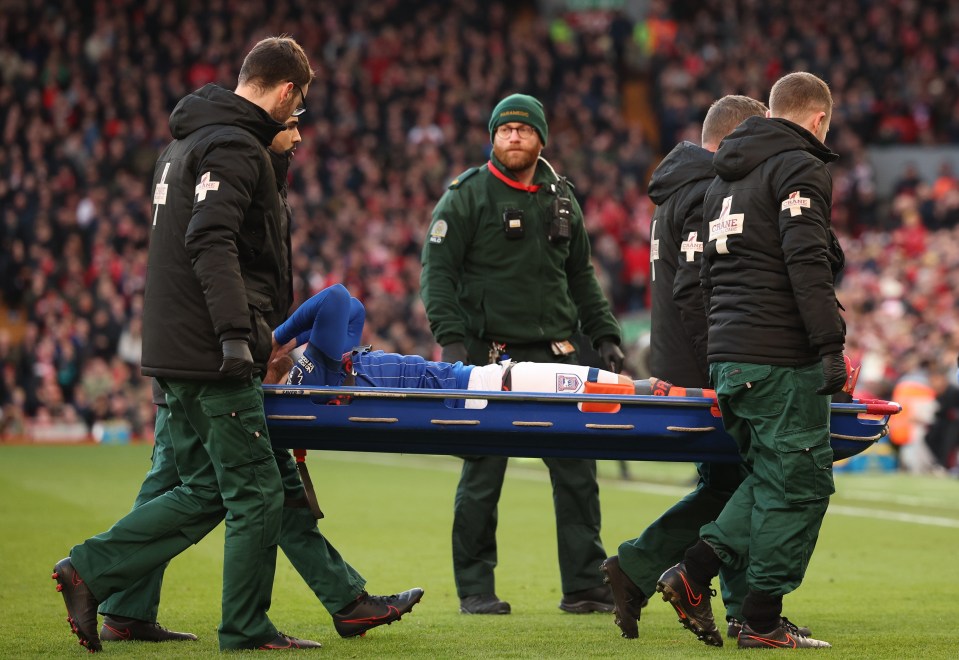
[98,404,366,623]
[453,338,607,597]
[617,461,748,618]
[701,361,834,596]
[71,378,282,650]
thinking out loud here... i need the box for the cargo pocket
[200,388,273,468]
[776,436,835,503]
[722,364,783,416]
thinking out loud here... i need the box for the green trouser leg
[617,461,749,619]
[452,454,507,597]
[71,378,284,650]
[274,449,366,614]
[701,362,834,597]
[543,456,608,593]
[452,454,607,596]
[98,405,178,622]
[453,340,607,597]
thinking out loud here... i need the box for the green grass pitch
[2,445,957,658]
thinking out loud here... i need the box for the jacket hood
[647,141,714,205]
[714,116,838,182]
[169,84,284,146]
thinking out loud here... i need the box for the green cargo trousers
[98,404,367,623]
[701,362,835,596]
[70,378,283,650]
[617,461,749,619]
[453,339,607,597]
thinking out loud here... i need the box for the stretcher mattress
[263,385,900,463]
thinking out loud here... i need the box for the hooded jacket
[141,84,291,379]
[698,116,845,366]
[647,141,713,386]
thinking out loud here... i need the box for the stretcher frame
[263,385,900,463]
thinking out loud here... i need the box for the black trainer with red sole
[333,588,424,637]
[52,558,102,653]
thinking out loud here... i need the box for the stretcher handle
[855,399,902,416]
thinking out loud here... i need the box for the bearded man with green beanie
[420,92,624,615]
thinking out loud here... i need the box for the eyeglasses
[291,82,306,116]
[495,124,536,139]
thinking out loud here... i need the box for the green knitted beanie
[488,93,548,146]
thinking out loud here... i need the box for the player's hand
[441,341,469,365]
[220,339,254,381]
[598,339,625,374]
[269,332,297,364]
[816,352,847,395]
[265,354,295,385]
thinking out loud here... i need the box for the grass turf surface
[2,445,957,658]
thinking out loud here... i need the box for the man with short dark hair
[52,36,324,652]
[92,110,423,648]
[656,72,842,649]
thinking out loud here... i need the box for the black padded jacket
[698,116,845,367]
[141,84,291,379]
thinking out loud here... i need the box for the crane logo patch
[781,191,810,216]
[708,196,744,255]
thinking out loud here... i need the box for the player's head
[701,95,767,152]
[769,72,833,143]
[270,114,302,157]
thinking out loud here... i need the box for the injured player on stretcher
[266,284,709,404]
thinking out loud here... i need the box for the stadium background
[0,0,958,470]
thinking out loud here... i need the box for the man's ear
[812,111,825,133]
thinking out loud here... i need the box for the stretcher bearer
[94,112,423,647]
[420,93,624,615]
[52,36,321,652]
[656,72,844,649]
[602,95,808,644]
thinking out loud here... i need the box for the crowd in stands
[0,1,957,469]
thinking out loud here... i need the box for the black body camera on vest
[548,178,572,243]
[502,208,525,239]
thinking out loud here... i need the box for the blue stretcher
[263,385,901,463]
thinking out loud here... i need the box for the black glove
[597,339,625,374]
[220,339,254,381]
[441,341,469,365]
[816,352,846,395]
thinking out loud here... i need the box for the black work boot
[738,619,831,648]
[559,584,615,613]
[52,558,102,653]
[656,562,722,647]
[101,615,198,642]
[600,556,647,638]
[459,593,511,614]
[333,588,424,637]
